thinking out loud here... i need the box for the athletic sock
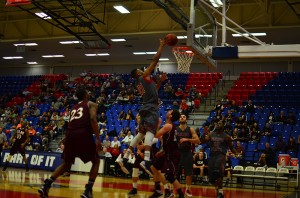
[144,151,150,161]
[219,189,224,195]
[133,182,137,189]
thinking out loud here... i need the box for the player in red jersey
[38,88,101,198]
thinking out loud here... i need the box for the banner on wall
[0,150,62,171]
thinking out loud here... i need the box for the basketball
[165,33,178,46]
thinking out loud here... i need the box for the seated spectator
[175,88,184,99]
[258,142,276,167]
[102,135,110,147]
[172,101,180,111]
[231,128,239,141]
[221,95,230,106]
[41,126,50,147]
[244,100,256,114]
[229,100,239,112]
[100,125,108,137]
[111,136,121,148]
[276,111,286,123]
[274,135,286,152]
[267,112,275,124]
[285,112,296,125]
[224,152,233,187]
[102,147,112,158]
[56,117,65,134]
[118,110,126,120]
[98,112,107,127]
[193,152,208,184]
[121,131,134,146]
[250,127,260,142]
[125,110,134,121]
[238,128,250,142]
[179,99,189,117]
[28,126,36,136]
[214,100,224,112]
[214,110,224,123]
[261,123,272,137]
[235,141,245,159]
[225,110,234,123]
[56,142,64,153]
[286,137,297,153]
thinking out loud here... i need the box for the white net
[172,47,194,73]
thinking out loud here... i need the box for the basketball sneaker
[149,190,163,198]
[185,189,192,197]
[81,184,93,198]
[217,193,224,198]
[128,188,137,196]
[38,179,51,198]
[164,189,173,198]
[139,160,153,177]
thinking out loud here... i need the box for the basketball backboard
[186,0,217,69]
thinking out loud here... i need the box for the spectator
[32,106,41,117]
[213,100,224,112]
[261,123,272,137]
[276,111,286,123]
[259,142,276,167]
[238,128,250,142]
[56,117,65,135]
[224,152,233,187]
[267,112,275,124]
[175,88,184,99]
[231,128,239,141]
[235,141,245,159]
[172,101,180,111]
[125,110,134,121]
[193,152,208,184]
[221,95,230,106]
[41,126,51,148]
[118,110,126,120]
[179,99,189,117]
[98,112,107,127]
[100,125,108,137]
[102,135,110,148]
[286,137,297,153]
[229,100,239,112]
[250,127,260,142]
[28,126,36,136]
[274,135,286,152]
[121,131,134,146]
[244,100,256,114]
[111,136,121,148]
[285,112,296,125]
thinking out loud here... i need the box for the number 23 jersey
[67,100,92,135]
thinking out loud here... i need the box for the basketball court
[0,168,296,198]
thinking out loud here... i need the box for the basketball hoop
[172,46,194,73]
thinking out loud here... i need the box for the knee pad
[165,173,176,184]
[132,168,139,178]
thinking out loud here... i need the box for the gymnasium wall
[0,59,299,78]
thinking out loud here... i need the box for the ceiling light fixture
[209,0,223,8]
[113,6,130,14]
[27,62,38,64]
[111,39,126,42]
[14,43,38,46]
[159,58,169,61]
[59,41,81,44]
[42,55,64,58]
[232,33,267,37]
[35,12,51,19]
[3,56,23,59]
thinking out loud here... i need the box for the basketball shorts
[161,152,180,177]
[152,154,166,171]
[139,108,159,134]
[178,150,194,176]
[10,143,26,156]
[63,130,98,164]
[208,154,226,184]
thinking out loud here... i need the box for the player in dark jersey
[176,113,200,197]
[153,109,185,198]
[123,38,167,174]
[200,121,236,198]
[2,122,30,172]
[38,88,101,198]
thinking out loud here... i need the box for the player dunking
[177,113,200,197]
[200,121,236,198]
[2,122,30,172]
[38,88,101,198]
[154,109,185,198]
[123,38,167,174]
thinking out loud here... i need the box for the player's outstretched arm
[143,39,167,77]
